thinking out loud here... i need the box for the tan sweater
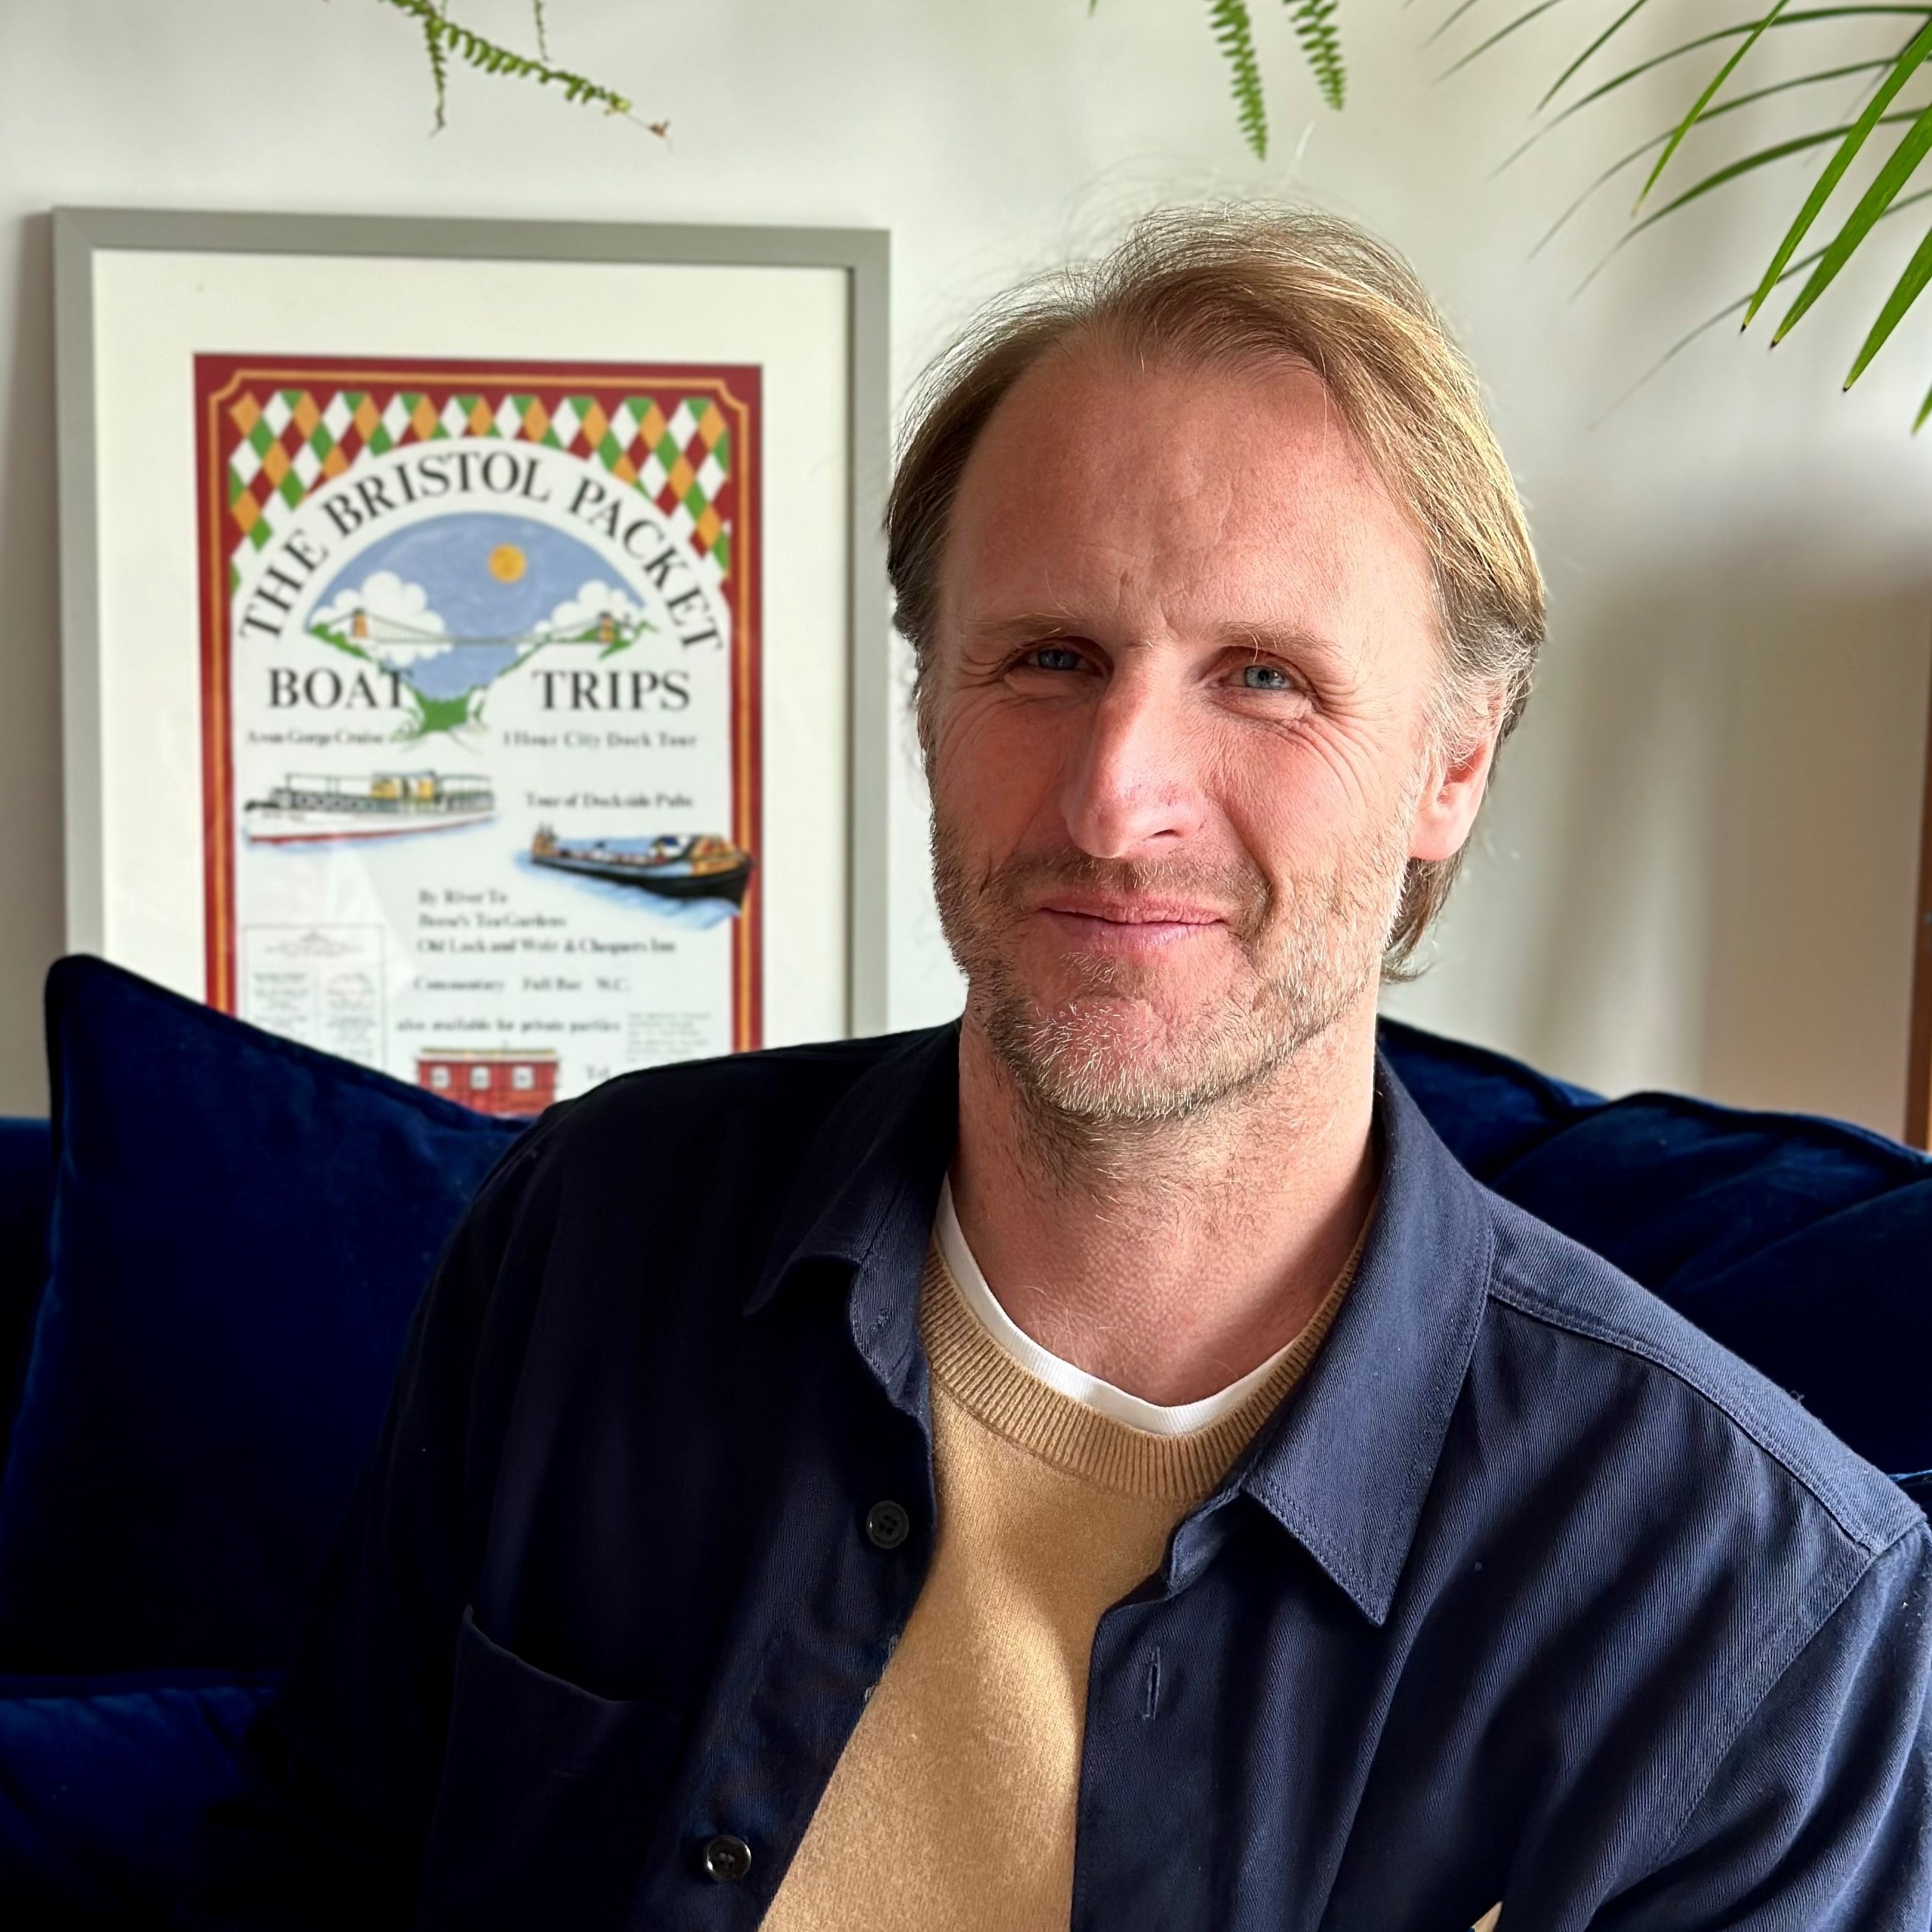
[761,1239,1358,1932]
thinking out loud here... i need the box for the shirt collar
[743,1024,960,1414]
[747,1023,1497,1622]
[1228,1057,1497,1625]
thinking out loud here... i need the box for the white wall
[1,0,1928,1131]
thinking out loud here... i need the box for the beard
[931,788,1418,1129]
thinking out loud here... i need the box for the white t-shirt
[935,1176,1319,1437]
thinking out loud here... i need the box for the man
[187,207,1932,1931]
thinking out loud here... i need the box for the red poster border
[192,354,764,1056]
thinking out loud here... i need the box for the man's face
[926,340,1489,1123]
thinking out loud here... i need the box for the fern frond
[531,1,551,62]
[375,0,633,119]
[1287,0,1348,109]
[1209,0,1271,157]
[423,14,449,130]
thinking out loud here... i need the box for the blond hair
[888,204,1545,972]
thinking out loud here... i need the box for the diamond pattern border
[223,381,738,590]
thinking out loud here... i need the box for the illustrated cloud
[541,581,645,638]
[312,570,452,666]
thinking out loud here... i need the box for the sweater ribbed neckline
[920,1229,1363,1505]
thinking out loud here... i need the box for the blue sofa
[1,955,1929,1925]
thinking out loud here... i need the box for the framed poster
[56,210,890,1111]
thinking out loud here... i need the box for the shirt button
[702,1834,753,1883]
[865,1499,912,1549]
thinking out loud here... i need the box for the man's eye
[1237,662,1295,691]
[1023,646,1086,672]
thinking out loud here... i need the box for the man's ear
[1408,696,1504,865]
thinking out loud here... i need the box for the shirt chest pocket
[418,1606,686,1930]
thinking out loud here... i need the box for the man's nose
[1057,666,1206,860]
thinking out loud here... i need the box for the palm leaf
[1606,183,1932,411]
[1518,10,1932,136]
[1576,123,1913,294]
[1774,96,1932,340]
[1425,0,1501,49]
[1540,0,1656,108]
[1528,64,1902,253]
[1844,218,1932,378]
[1288,0,1348,108]
[1488,7,1931,184]
[1638,0,1794,204]
[1445,0,1932,427]
[1519,0,1926,113]
[1742,19,1932,323]
[1440,0,1577,79]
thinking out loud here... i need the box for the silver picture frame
[54,207,892,1060]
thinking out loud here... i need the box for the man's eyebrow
[955,612,1085,652]
[957,615,1340,657]
[1217,621,1340,661]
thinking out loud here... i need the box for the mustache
[980,848,1274,935]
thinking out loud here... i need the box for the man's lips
[1029,896,1230,947]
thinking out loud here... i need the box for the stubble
[931,786,1417,1137]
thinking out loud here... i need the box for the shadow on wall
[1511,549,1931,1137]
[0,214,61,1117]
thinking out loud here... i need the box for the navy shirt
[185,1023,1932,1930]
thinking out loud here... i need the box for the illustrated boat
[243,771,496,843]
[529,825,755,906]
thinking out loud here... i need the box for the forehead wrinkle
[940,341,1434,666]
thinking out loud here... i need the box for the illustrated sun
[488,543,527,584]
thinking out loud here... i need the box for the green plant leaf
[1638,0,1794,205]
[1844,217,1932,380]
[1208,0,1271,155]
[1539,0,1654,109]
[1525,62,1896,253]
[1425,0,1517,52]
[1775,93,1932,341]
[1575,121,1914,293]
[1597,184,1932,414]
[1457,0,1932,428]
[1913,372,1932,425]
[1288,0,1347,108]
[1500,56,1891,182]
[1519,9,1932,135]
[1440,0,1573,80]
[1742,18,1932,324]
[423,12,449,129]
[375,0,635,121]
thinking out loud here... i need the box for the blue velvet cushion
[0,957,523,1674]
[0,1669,275,1915]
[0,968,1920,1679]
[0,1118,51,1487]
[1380,1020,1932,1480]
